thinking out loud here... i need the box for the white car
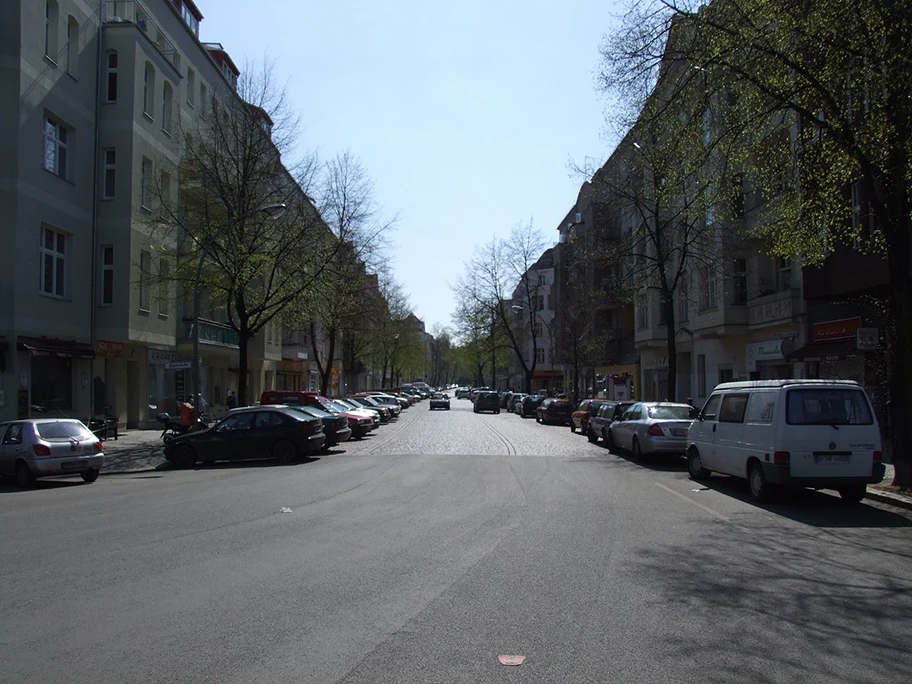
[687,380,884,503]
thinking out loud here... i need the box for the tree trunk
[886,212,912,488]
[664,296,678,402]
[309,322,325,396]
[321,328,337,397]
[237,323,251,407]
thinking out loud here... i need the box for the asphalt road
[3,397,912,684]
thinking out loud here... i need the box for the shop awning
[17,336,95,359]
[785,339,857,363]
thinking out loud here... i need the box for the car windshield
[36,422,94,440]
[325,401,352,413]
[786,388,874,425]
[648,405,696,420]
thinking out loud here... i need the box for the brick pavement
[100,428,168,474]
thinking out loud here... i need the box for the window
[732,258,747,304]
[536,294,544,311]
[181,3,200,36]
[538,273,545,286]
[534,320,543,337]
[705,185,715,225]
[102,148,116,199]
[66,16,78,76]
[699,267,717,310]
[719,368,734,384]
[32,357,73,410]
[700,393,721,420]
[777,257,791,291]
[42,116,68,178]
[851,182,874,245]
[719,394,749,423]
[536,348,545,364]
[160,171,171,211]
[200,84,207,115]
[143,62,155,118]
[40,225,67,297]
[139,249,151,311]
[697,354,706,396]
[158,258,170,316]
[657,297,667,326]
[187,68,196,106]
[45,1,59,61]
[100,245,114,306]
[786,389,873,425]
[2,424,24,446]
[744,391,777,424]
[104,50,118,101]
[162,81,173,134]
[637,292,648,329]
[702,106,712,145]
[141,157,152,210]
[677,281,689,323]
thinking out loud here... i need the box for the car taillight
[32,444,51,457]
[873,451,882,464]
[774,451,790,465]
[646,423,664,437]
[94,441,103,453]
[303,422,322,435]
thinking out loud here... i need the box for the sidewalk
[868,463,912,511]
[100,429,169,474]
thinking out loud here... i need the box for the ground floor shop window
[31,356,73,410]
[148,364,179,419]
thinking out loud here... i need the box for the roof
[713,380,862,390]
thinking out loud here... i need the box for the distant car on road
[0,419,104,487]
[429,392,450,410]
[163,406,326,469]
[455,387,471,399]
[473,391,501,414]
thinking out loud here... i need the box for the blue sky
[200,0,622,332]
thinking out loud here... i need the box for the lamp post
[192,203,286,416]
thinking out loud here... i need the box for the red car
[570,399,605,434]
[260,391,376,439]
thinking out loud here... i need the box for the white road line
[655,482,730,522]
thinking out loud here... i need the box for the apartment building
[0,0,313,426]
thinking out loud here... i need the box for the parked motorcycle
[157,412,208,444]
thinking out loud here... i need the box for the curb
[101,463,170,476]
[866,489,912,512]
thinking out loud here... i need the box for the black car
[519,394,544,418]
[473,391,501,414]
[163,406,326,468]
[587,400,635,445]
[285,405,352,447]
[536,397,574,425]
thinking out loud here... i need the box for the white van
[686,380,884,503]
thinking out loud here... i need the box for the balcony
[179,319,239,348]
[103,1,180,73]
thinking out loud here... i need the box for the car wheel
[495,409,500,414]
[81,468,100,483]
[586,428,598,443]
[536,415,542,423]
[272,439,298,464]
[15,462,36,488]
[606,430,616,452]
[172,445,196,469]
[748,461,771,502]
[687,448,710,480]
[838,484,867,503]
[570,424,576,433]
[631,438,643,463]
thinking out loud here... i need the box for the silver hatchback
[0,419,105,487]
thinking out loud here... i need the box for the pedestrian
[226,390,237,410]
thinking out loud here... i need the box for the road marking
[655,482,730,522]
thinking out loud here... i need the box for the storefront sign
[749,297,792,326]
[855,327,880,351]
[165,360,193,370]
[746,340,784,372]
[96,340,124,358]
[813,317,862,342]
[148,349,181,364]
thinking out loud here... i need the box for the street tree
[598,0,912,485]
[147,61,330,407]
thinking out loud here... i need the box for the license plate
[671,429,687,437]
[61,461,83,470]
[814,454,850,464]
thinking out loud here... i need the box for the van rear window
[785,389,874,425]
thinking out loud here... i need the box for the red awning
[785,339,858,363]
[17,336,95,359]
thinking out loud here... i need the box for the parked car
[507,393,527,413]
[587,401,635,444]
[536,397,574,425]
[608,402,697,461]
[499,391,514,409]
[366,392,410,409]
[329,399,381,435]
[346,396,393,422]
[163,406,326,469]
[429,392,451,410]
[0,419,105,487]
[687,380,885,503]
[473,391,501,414]
[519,394,544,418]
[352,394,401,417]
[285,405,352,447]
[260,390,375,438]
[570,399,605,433]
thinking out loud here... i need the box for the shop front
[15,336,95,420]
[745,339,793,380]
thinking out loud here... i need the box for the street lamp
[192,203,287,416]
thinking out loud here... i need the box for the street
[2,399,911,684]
